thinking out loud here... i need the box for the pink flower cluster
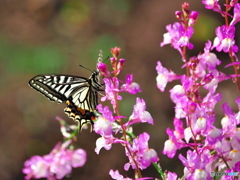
[96,47,158,179]
[23,140,86,180]
[159,1,240,179]
[22,118,87,180]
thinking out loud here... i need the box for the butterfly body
[29,70,103,131]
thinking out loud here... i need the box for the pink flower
[22,141,87,180]
[98,62,111,77]
[109,169,153,180]
[121,74,141,94]
[126,98,153,127]
[101,78,122,111]
[202,0,221,12]
[165,172,178,180]
[163,135,178,158]
[124,132,159,170]
[212,25,238,53]
[156,61,177,92]
[22,155,51,180]
[230,3,240,26]
[95,135,126,154]
[161,22,194,52]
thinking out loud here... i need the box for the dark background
[0,0,239,179]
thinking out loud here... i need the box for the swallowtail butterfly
[29,51,103,132]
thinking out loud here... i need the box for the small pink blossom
[212,25,238,53]
[156,61,177,92]
[22,141,87,180]
[126,98,153,126]
[121,74,141,94]
[124,132,159,170]
[161,22,194,52]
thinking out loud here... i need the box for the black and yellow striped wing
[29,71,103,131]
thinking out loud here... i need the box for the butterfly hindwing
[64,98,95,131]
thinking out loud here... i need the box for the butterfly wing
[29,74,99,131]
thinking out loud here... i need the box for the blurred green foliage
[192,13,221,42]
[88,34,123,60]
[97,0,130,25]
[60,0,90,25]
[0,39,66,74]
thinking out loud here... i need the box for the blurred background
[0,0,239,179]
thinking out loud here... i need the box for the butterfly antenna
[103,56,109,63]
[79,64,94,73]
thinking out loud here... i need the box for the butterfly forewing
[29,75,89,103]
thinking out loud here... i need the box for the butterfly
[29,51,103,132]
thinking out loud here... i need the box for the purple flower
[95,135,126,154]
[232,161,240,172]
[230,3,240,26]
[101,78,122,111]
[202,92,221,112]
[116,58,126,74]
[124,132,159,170]
[95,136,114,154]
[95,104,126,135]
[214,139,231,155]
[174,96,196,119]
[97,104,116,123]
[71,149,87,167]
[121,74,141,94]
[178,149,212,179]
[162,139,178,159]
[197,41,221,73]
[192,169,209,180]
[212,25,238,53]
[171,95,188,119]
[109,170,135,180]
[194,117,207,134]
[173,118,185,139]
[161,22,194,52]
[202,0,221,12]
[206,127,222,145]
[156,61,177,92]
[227,150,240,169]
[94,105,116,136]
[221,103,237,136]
[109,169,152,180]
[50,148,85,179]
[94,116,113,136]
[236,97,240,124]
[98,62,111,77]
[165,172,178,180]
[188,11,199,26]
[22,155,51,180]
[22,141,87,180]
[126,98,153,126]
[202,71,229,94]
[109,169,126,180]
[163,128,182,158]
[170,84,185,103]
